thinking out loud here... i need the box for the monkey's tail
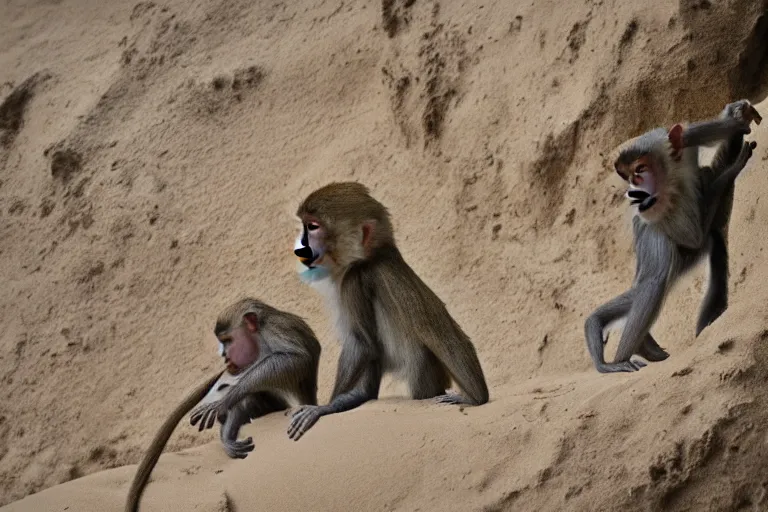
[125,370,225,512]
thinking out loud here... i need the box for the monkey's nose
[294,246,316,267]
[627,190,650,200]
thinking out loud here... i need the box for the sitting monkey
[288,182,489,441]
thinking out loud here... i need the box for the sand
[1,0,767,510]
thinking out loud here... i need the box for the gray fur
[191,298,322,442]
[586,101,758,373]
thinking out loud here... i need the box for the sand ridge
[1,0,767,510]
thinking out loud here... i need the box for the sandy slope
[1,0,767,510]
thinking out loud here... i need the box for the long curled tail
[125,370,224,512]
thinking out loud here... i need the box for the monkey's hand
[222,436,255,459]
[287,405,324,441]
[595,357,648,373]
[723,99,762,127]
[190,400,226,431]
[725,140,758,183]
[435,392,472,405]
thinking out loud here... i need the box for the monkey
[125,298,321,512]
[585,99,761,373]
[287,182,489,441]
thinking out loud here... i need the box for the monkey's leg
[287,340,382,441]
[409,348,451,400]
[606,323,669,362]
[414,320,489,406]
[701,141,755,236]
[611,277,668,370]
[637,333,669,362]
[584,291,638,372]
[696,231,729,337]
[220,393,288,459]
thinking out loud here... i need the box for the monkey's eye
[635,165,647,174]
[307,222,320,231]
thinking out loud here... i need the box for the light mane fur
[638,140,704,249]
[307,275,352,347]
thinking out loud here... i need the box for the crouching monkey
[125,297,321,512]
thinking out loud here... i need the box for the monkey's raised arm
[694,102,760,336]
[682,117,751,148]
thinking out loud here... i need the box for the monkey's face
[294,216,336,283]
[218,326,260,374]
[615,154,663,214]
[294,217,328,269]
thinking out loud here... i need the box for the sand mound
[1,1,767,510]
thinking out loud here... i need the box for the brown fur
[288,183,488,441]
[125,298,321,511]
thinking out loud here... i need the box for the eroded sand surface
[1,1,768,510]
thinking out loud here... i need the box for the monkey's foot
[595,359,647,373]
[223,437,254,459]
[190,401,224,431]
[638,340,670,362]
[434,392,470,405]
[695,307,725,337]
[639,346,669,362]
[287,405,323,441]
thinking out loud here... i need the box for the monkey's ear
[668,124,684,152]
[362,221,376,252]
[243,312,259,332]
[615,163,629,181]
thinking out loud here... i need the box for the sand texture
[1,0,768,510]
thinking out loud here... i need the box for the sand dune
[1,0,767,510]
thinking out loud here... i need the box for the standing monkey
[288,182,489,441]
[585,100,762,373]
[125,298,321,512]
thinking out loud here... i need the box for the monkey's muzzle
[294,245,318,268]
[627,189,657,212]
